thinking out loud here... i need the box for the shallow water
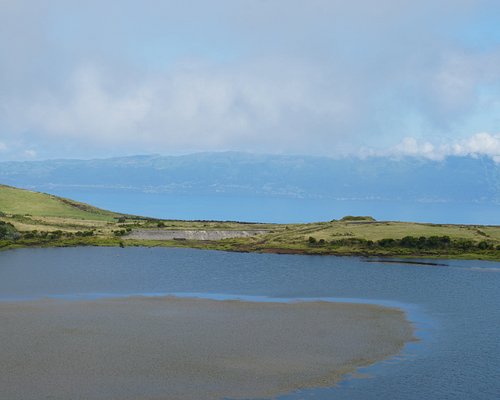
[1,247,499,399]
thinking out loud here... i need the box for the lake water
[0,247,499,399]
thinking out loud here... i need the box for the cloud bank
[1,1,500,160]
[374,132,500,162]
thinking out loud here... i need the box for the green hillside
[0,185,118,221]
[0,184,499,261]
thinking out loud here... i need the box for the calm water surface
[0,247,499,399]
[46,188,500,225]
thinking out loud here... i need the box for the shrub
[477,241,492,250]
[0,221,20,240]
[340,216,376,222]
[400,236,418,248]
[76,230,94,237]
[378,238,396,247]
[453,239,474,250]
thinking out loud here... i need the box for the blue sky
[0,0,500,161]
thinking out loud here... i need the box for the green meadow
[0,185,118,221]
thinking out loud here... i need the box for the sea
[45,188,500,225]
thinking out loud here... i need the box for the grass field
[0,185,119,221]
[1,184,499,261]
[260,220,500,243]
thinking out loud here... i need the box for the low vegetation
[1,184,499,261]
[0,184,118,220]
[0,220,19,240]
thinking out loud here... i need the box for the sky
[1,0,500,161]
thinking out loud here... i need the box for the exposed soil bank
[126,229,268,240]
[0,296,414,400]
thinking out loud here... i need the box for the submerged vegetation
[1,184,499,261]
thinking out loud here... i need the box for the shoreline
[1,237,499,261]
[0,296,415,400]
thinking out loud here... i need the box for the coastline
[0,296,414,400]
[2,184,500,262]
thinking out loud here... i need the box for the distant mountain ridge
[0,152,498,205]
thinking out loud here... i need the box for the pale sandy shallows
[0,297,414,400]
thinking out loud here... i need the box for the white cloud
[382,132,500,162]
[23,149,37,158]
[10,63,353,154]
[27,67,152,141]
[1,1,500,159]
[0,142,7,152]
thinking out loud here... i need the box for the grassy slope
[1,185,499,260]
[262,220,500,243]
[0,185,118,221]
[217,220,500,260]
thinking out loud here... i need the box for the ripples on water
[0,247,499,400]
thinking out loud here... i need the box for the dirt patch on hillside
[126,229,269,241]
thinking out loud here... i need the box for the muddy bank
[0,296,414,400]
[126,228,268,240]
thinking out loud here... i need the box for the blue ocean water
[0,247,499,399]
[46,188,500,224]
